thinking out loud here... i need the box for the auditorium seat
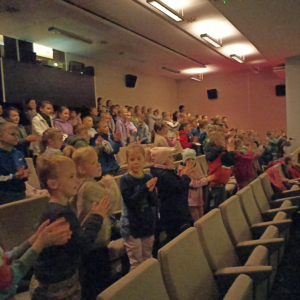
[0,196,49,251]
[223,274,253,300]
[25,157,41,189]
[14,292,30,300]
[237,187,291,240]
[272,163,300,183]
[97,258,170,300]
[194,211,272,299]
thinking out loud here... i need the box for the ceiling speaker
[275,85,286,96]
[207,89,218,99]
[125,74,137,88]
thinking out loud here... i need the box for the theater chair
[259,173,300,202]
[273,163,300,183]
[25,157,41,189]
[0,196,49,251]
[250,177,299,216]
[194,212,272,299]
[158,228,262,300]
[98,258,169,300]
[237,187,291,241]
[223,274,253,300]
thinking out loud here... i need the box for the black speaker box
[207,89,218,99]
[276,85,286,96]
[20,50,36,64]
[83,66,95,76]
[125,74,137,88]
[69,61,85,73]
[4,36,18,60]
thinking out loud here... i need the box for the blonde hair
[63,145,75,158]
[72,146,97,167]
[126,143,145,160]
[73,124,88,135]
[37,156,74,189]
[41,128,62,153]
[209,131,225,144]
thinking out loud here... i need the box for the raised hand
[146,177,157,191]
[92,197,111,218]
[183,161,195,175]
[26,134,38,142]
[113,131,122,142]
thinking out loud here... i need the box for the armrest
[271,196,300,207]
[250,220,292,237]
[235,238,284,256]
[277,191,300,199]
[215,266,272,285]
[261,206,298,219]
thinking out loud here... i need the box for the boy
[137,115,150,144]
[65,125,90,149]
[82,116,97,138]
[205,131,236,208]
[179,122,200,155]
[0,122,30,204]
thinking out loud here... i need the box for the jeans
[210,184,226,208]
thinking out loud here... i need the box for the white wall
[65,53,178,112]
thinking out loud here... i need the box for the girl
[68,109,82,127]
[127,106,138,128]
[3,107,37,156]
[97,97,105,114]
[120,144,158,270]
[150,147,194,241]
[125,111,137,143]
[137,115,150,144]
[162,111,180,139]
[33,155,110,300]
[54,106,73,136]
[147,108,161,132]
[106,100,112,112]
[153,121,178,148]
[178,149,213,222]
[21,99,38,134]
[115,107,129,146]
[32,101,54,155]
[41,128,64,156]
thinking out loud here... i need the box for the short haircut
[0,122,18,135]
[209,131,225,143]
[82,115,92,122]
[154,121,167,132]
[179,105,185,111]
[42,128,63,151]
[179,122,189,131]
[3,107,19,120]
[284,157,292,165]
[72,146,97,167]
[37,155,74,189]
[126,143,145,160]
[73,124,89,135]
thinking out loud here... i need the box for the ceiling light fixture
[146,0,184,22]
[162,66,181,74]
[48,27,93,44]
[190,74,203,81]
[230,54,245,63]
[200,33,222,48]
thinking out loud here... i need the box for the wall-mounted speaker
[4,36,18,60]
[18,40,36,64]
[275,85,286,96]
[207,89,218,99]
[125,74,137,88]
[83,66,95,76]
[69,61,85,73]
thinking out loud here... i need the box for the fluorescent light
[48,27,93,44]
[230,54,244,63]
[162,66,181,74]
[191,74,203,81]
[200,34,222,48]
[147,0,183,22]
[33,43,53,59]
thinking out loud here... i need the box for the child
[150,147,194,241]
[120,144,158,271]
[82,116,97,138]
[0,218,71,300]
[32,101,54,155]
[205,131,236,208]
[33,155,110,300]
[90,107,100,129]
[125,111,137,143]
[267,131,280,156]
[162,111,180,139]
[137,115,150,144]
[153,121,178,148]
[147,108,161,132]
[178,149,213,222]
[0,122,30,204]
[179,122,200,155]
[3,107,37,156]
[41,128,64,156]
[259,138,273,166]
[68,109,82,127]
[65,125,90,149]
[285,157,300,179]
[71,147,121,298]
[94,121,122,176]
[115,107,129,146]
[54,106,73,136]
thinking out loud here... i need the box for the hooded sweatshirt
[179,130,193,149]
[65,135,90,149]
[54,119,73,136]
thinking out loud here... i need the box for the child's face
[127,149,145,173]
[191,120,197,128]
[126,112,131,121]
[91,108,98,116]
[120,108,128,119]
[184,124,192,133]
[57,161,78,198]
[70,111,77,118]
[40,104,53,116]
[50,133,64,149]
[59,109,70,122]
[164,113,171,121]
[98,122,109,134]
[83,117,93,129]
[28,100,36,110]
[138,117,145,124]
[164,154,175,169]
[81,152,102,178]
[7,110,20,124]
[0,125,19,146]
[78,129,90,138]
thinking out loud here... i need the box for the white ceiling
[0,0,296,79]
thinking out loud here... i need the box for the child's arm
[32,117,46,136]
[165,136,177,147]
[180,134,193,149]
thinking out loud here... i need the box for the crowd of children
[0,98,297,300]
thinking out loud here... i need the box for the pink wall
[177,69,286,135]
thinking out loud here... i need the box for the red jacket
[208,153,233,185]
[179,131,193,149]
[266,168,286,191]
[288,167,300,179]
[0,253,12,291]
[232,151,255,183]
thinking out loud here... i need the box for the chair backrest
[259,173,274,201]
[25,157,41,189]
[158,227,219,300]
[273,163,286,180]
[236,186,264,227]
[198,155,209,175]
[219,196,253,245]
[248,179,271,214]
[0,196,49,251]
[115,147,127,166]
[97,258,169,300]
[223,274,253,300]
[194,209,239,272]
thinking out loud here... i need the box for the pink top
[163,135,177,147]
